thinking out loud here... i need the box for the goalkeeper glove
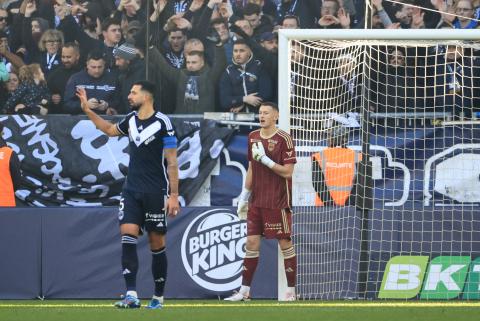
[252,142,275,169]
[237,188,251,220]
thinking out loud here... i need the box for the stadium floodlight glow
[278,28,480,300]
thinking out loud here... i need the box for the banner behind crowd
[0,115,234,206]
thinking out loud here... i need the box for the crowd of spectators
[0,0,479,116]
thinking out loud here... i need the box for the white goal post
[277,29,480,300]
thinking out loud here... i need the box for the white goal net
[278,29,480,300]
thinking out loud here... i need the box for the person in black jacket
[46,42,81,114]
[57,5,122,71]
[219,39,272,112]
[242,3,273,39]
[63,50,120,115]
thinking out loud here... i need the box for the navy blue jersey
[117,111,177,193]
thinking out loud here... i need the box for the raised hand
[338,8,350,28]
[24,1,36,18]
[252,142,266,162]
[76,87,90,113]
[318,15,340,27]
[190,0,204,12]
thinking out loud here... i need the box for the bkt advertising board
[379,255,480,299]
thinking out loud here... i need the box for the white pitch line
[1,302,480,309]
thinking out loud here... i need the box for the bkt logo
[181,208,246,292]
[379,256,480,299]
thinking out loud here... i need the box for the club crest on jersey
[268,139,278,152]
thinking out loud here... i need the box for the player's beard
[129,101,141,111]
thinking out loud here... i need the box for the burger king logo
[181,208,246,292]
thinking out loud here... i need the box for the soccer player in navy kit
[77,80,180,309]
[225,102,297,301]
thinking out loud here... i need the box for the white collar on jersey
[128,116,162,147]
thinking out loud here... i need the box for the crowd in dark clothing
[0,0,479,116]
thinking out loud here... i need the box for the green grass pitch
[1,300,479,321]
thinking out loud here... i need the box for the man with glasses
[0,9,8,34]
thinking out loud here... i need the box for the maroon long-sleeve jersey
[248,129,296,209]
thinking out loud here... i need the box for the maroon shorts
[247,206,292,239]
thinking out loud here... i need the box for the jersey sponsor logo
[144,135,155,146]
[181,208,247,292]
[0,151,4,159]
[128,117,161,147]
[145,212,165,222]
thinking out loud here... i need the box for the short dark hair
[62,42,79,53]
[211,18,227,27]
[87,50,105,62]
[0,122,4,135]
[260,101,278,111]
[133,80,156,97]
[233,39,250,48]
[283,14,300,26]
[243,3,261,16]
[101,17,120,32]
[168,28,186,35]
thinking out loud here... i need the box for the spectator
[63,50,120,115]
[57,5,122,70]
[317,0,351,29]
[4,63,50,115]
[0,8,8,33]
[112,0,146,23]
[277,0,320,28]
[231,22,277,95]
[211,17,234,62]
[21,1,53,65]
[0,71,19,107]
[452,0,480,29]
[242,3,273,38]
[46,42,81,114]
[233,19,254,38]
[219,39,272,112]
[0,30,24,71]
[36,29,63,74]
[76,2,101,41]
[149,40,227,114]
[114,42,163,114]
[374,47,416,113]
[281,14,300,29]
[124,20,141,44]
[164,28,187,68]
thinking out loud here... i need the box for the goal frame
[277,28,480,301]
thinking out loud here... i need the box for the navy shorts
[118,189,167,234]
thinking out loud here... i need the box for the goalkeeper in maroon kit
[225,102,297,301]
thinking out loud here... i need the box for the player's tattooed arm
[164,148,180,216]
